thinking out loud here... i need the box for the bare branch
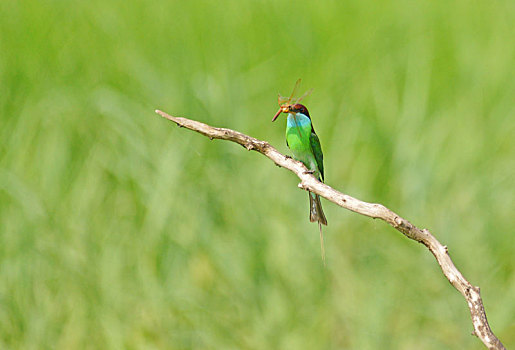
[155,109,505,350]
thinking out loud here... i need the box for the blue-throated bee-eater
[272,80,328,263]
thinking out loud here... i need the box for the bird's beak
[272,105,289,122]
[272,108,282,122]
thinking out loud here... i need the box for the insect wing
[278,94,291,105]
[294,87,313,104]
[288,78,302,102]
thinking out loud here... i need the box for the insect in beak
[272,105,290,122]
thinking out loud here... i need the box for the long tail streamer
[319,222,326,266]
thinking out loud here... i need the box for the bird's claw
[304,170,315,175]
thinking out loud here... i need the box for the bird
[272,80,328,263]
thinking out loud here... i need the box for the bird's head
[272,103,310,122]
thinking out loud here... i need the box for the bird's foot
[304,170,315,175]
[284,155,292,159]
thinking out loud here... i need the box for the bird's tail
[309,192,327,226]
[309,192,327,265]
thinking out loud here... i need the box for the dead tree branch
[155,109,505,350]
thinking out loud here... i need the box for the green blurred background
[1,0,514,349]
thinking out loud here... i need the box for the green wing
[310,130,324,181]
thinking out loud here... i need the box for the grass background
[1,0,514,349]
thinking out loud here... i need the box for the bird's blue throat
[286,113,311,128]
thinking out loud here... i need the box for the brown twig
[155,109,505,350]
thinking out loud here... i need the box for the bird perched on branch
[272,79,327,264]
